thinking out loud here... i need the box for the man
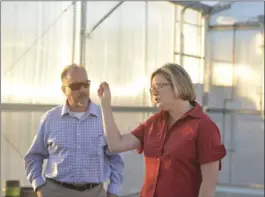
[24,64,124,197]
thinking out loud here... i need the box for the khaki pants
[38,179,107,197]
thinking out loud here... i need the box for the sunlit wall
[207,1,264,187]
[2,2,75,104]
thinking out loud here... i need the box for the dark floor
[121,192,263,197]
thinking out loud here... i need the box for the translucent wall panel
[85,1,146,106]
[234,30,264,110]
[183,56,204,84]
[231,114,264,185]
[184,8,201,25]
[1,110,151,194]
[84,1,175,106]
[2,2,74,104]
[1,111,44,188]
[210,30,233,62]
[209,29,264,110]
[183,24,202,56]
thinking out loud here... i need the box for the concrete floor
[121,192,263,197]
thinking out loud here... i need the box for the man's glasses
[65,80,91,91]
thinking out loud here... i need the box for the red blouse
[131,102,226,197]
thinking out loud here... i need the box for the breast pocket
[47,122,76,150]
[144,125,163,158]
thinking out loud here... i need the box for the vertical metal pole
[72,1,76,64]
[80,0,87,66]
[259,23,264,113]
[179,8,184,66]
[143,0,148,106]
[173,4,177,62]
[231,24,237,99]
[202,14,209,107]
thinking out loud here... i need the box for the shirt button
[77,146,81,148]
[157,158,160,160]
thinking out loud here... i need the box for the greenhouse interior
[1,1,264,197]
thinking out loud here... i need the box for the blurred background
[1,1,264,197]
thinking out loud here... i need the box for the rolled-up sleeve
[197,118,226,170]
[131,122,147,154]
[24,114,49,191]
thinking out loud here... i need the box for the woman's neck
[168,100,192,121]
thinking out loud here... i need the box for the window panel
[183,24,201,56]
[184,8,201,25]
[212,61,233,86]
[183,56,203,84]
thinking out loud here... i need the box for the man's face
[62,67,90,108]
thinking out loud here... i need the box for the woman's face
[150,74,179,110]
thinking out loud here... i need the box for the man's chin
[77,102,88,107]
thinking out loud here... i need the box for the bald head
[61,64,87,84]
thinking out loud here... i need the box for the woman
[98,63,226,197]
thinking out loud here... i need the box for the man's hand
[36,190,43,197]
[98,81,112,106]
[107,192,118,197]
[35,184,46,197]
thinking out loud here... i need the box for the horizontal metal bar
[1,103,263,116]
[209,23,262,30]
[0,103,157,113]
[175,20,203,28]
[211,59,233,64]
[174,52,205,59]
[205,107,263,115]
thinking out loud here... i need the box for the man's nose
[79,85,87,91]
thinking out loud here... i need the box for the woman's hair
[150,63,196,103]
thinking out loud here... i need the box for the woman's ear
[61,85,67,95]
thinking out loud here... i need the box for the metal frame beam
[0,103,158,113]
[84,1,124,38]
[1,103,263,115]
[209,22,263,31]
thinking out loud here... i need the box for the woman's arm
[196,118,226,197]
[198,161,219,197]
[98,82,141,153]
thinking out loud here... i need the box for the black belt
[47,178,100,191]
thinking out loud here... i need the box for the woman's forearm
[198,181,216,197]
[101,104,122,151]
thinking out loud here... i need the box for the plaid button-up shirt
[24,101,124,196]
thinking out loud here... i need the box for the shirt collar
[61,100,99,117]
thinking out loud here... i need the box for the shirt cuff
[107,183,121,196]
[32,176,46,191]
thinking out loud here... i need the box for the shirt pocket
[144,125,163,158]
[47,122,76,150]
